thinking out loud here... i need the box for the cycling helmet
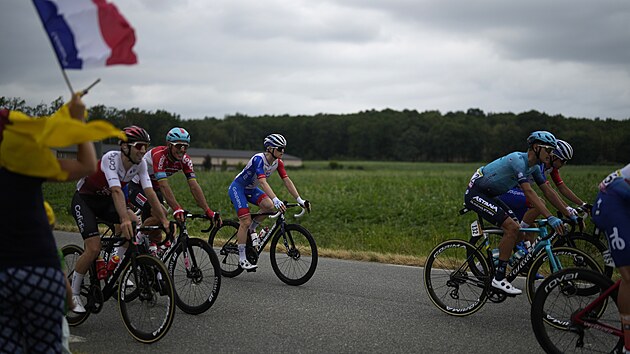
[527,131,557,147]
[263,134,287,148]
[552,139,573,161]
[166,127,190,143]
[120,125,151,144]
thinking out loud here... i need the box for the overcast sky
[1,0,629,120]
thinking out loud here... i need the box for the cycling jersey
[468,152,546,197]
[498,162,562,219]
[232,153,288,189]
[592,164,630,267]
[76,150,152,195]
[131,146,196,189]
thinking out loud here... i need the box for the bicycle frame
[249,204,307,256]
[572,279,623,337]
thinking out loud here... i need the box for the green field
[44,161,612,265]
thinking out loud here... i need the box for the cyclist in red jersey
[69,126,170,313]
[128,127,222,246]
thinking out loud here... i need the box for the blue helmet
[527,131,557,148]
[166,127,190,143]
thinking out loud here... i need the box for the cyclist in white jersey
[69,126,169,313]
[228,134,311,270]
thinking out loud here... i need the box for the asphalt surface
[56,231,543,354]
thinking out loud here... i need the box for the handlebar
[269,202,309,219]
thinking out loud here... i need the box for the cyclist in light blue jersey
[228,134,311,270]
[464,131,572,295]
[592,164,630,353]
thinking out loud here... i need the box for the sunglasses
[552,154,567,164]
[128,142,149,150]
[172,143,189,150]
[275,146,285,152]
[538,145,554,153]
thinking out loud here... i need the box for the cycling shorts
[592,191,630,267]
[465,184,517,227]
[127,181,164,221]
[71,191,120,240]
[228,181,267,217]
[498,188,532,221]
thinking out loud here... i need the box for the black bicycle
[531,268,623,353]
[208,203,317,286]
[62,228,176,343]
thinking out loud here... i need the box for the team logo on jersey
[135,193,147,207]
[471,196,498,214]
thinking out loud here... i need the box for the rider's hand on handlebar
[578,202,593,215]
[297,196,311,213]
[173,208,185,223]
[272,197,286,212]
[547,216,566,235]
[120,219,134,240]
[566,206,579,218]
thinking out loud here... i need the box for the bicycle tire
[62,244,91,326]
[531,268,623,353]
[118,254,176,344]
[525,247,603,304]
[269,224,318,286]
[169,237,221,314]
[424,240,491,316]
[553,232,614,278]
[207,220,243,278]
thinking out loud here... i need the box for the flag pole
[31,1,75,95]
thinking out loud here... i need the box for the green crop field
[44,161,613,265]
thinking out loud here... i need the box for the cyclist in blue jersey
[464,131,572,295]
[498,139,587,246]
[592,164,630,353]
[228,134,311,270]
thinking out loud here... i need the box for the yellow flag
[0,105,125,180]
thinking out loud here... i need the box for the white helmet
[263,134,287,149]
[552,139,573,161]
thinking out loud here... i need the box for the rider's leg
[492,217,523,295]
[237,214,257,269]
[249,197,274,234]
[70,236,100,313]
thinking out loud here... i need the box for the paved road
[56,231,543,354]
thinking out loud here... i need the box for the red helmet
[120,125,150,144]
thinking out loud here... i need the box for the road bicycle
[423,207,602,316]
[62,227,176,343]
[531,268,623,353]
[468,212,614,279]
[208,203,318,286]
[98,214,222,315]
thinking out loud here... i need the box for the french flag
[33,0,137,69]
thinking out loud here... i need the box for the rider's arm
[258,177,279,201]
[520,182,555,218]
[158,178,180,211]
[111,185,133,239]
[282,176,300,199]
[187,179,212,211]
[551,168,584,205]
[56,93,97,181]
[145,187,169,225]
[538,182,572,217]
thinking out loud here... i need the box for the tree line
[2,97,628,164]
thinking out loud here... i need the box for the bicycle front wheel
[62,244,91,327]
[208,220,243,278]
[169,237,221,315]
[554,232,614,278]
[270,224,318,286]
[525,247,602,304]
[118,255,176,344]
[531,268,623,353]
[424,240,490,316]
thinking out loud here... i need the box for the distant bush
[329,161,343,170]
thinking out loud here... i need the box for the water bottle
[491,248,500,267]
[149,243,158,256]
[258,227,269,242]
[106,255,121,276]
[96,257,107,280]
[251,232,260,248]
[509,247,527,266]
[160,240,172,254]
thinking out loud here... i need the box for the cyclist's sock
[71,271,85,295]
[238,244,246,261]
[519,221,530,228]
[621,313,630,351]
[249,220,260,233]
[495,260,508,281]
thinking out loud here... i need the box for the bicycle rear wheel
[270,224,318,286]
[169,237,221,314]
[118,255,176,343]
[525,247,603,304]
[208,220,243,277]
[531,268,623,353]
[424,240,490,316]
